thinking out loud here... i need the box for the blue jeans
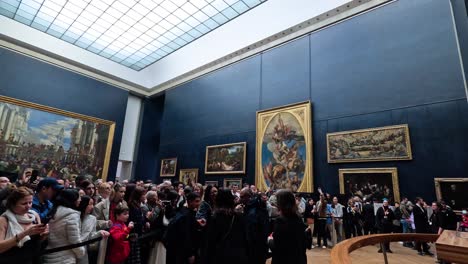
[401,219,409,233]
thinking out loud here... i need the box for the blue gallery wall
[0,48,129,181]
[136,0,468,201]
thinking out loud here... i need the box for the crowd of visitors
[0,168,467,264]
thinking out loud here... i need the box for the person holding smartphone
[0,187,49,264]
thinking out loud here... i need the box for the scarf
[2,209,36,247]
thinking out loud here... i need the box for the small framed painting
[205,181,219,187]
[160,158,177,177]
[434,178,468,212]
[224,178,242,189]
[179,168,198,186]
[339,167,400,203]
[205,142,246,174]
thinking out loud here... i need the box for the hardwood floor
[267,242,436,264]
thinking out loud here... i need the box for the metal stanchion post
[380,242,389,264]
[97,236,108,264]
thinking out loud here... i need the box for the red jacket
[107,221,131,264]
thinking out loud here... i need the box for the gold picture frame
[205,142,246,174]
[434,178,468,212]
[160,158,177,177]
[179,168,198,186]
[223,178,242,189]
[0,95,115,181]
[255,101,313,193]
[339,168,400,202]
[327,124,412,163]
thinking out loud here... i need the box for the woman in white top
[43,189,85,264]
[77,195,109,264]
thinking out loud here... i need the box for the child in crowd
[107,203,134,264]
[460,209,468,231]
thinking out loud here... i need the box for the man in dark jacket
[376,199,395,253]
[413,197,434,256]
[238,187,269,264]
[440,201,458,231]
[362,198,375,235]
[165,192,202,264]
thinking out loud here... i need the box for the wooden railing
[330,233,439,264]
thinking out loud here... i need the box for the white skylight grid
[1,0,267,70]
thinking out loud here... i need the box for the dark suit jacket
[413,204,429,233]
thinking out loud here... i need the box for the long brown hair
[276,189,298,217]
[128,186,146,208]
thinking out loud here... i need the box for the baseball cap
[37,178,64,191]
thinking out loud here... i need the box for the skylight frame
[0,0,267,71]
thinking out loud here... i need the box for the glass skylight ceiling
[0,0,266,70]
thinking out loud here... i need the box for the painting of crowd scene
[261,113,306,192]
[327,124,412,163]
[339,168,400,203]
[205,142,246,174]
[435,178,468,212]
[0,96,114,181]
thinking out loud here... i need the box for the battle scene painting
[0,96,115,181]
[256,102,313,193]
[339,168,400,203]
[205,142,246,174]
[327,124,412,163]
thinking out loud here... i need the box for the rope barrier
[40,236,103,255]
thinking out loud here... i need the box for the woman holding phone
[0,187,49,264]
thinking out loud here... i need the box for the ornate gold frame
[223,178,242,189]
[434,178,468,212]
[327,124,412,163]
[0,95,115,181]
[204,142,247,175]
[255,101,313,193]
[339,167,400,202]
[160,158,177,177]
[179,168,199,185]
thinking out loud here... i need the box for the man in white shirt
[332,196,344,244]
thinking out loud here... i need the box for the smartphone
[29,170,39,183]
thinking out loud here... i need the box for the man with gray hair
[0,177,9,190]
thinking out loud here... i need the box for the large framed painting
[255,101,313,193]
[205,142,246,174]
[224,178,242,189]
[434,178,468,212]
[327,124,412,163]
[339,168,400,202]
[0,95,115,181]
[160,158,177,177]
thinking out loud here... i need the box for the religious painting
[0,96,115,181]
[205,142,246,174]
[205,180,219,187]
[339,168,400,203]
[434,178,468,212]
[256,101,313,193]
[179,168,198,186]
[224,178,242,189]
[327,124,412,163]
[160,158,177,177]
